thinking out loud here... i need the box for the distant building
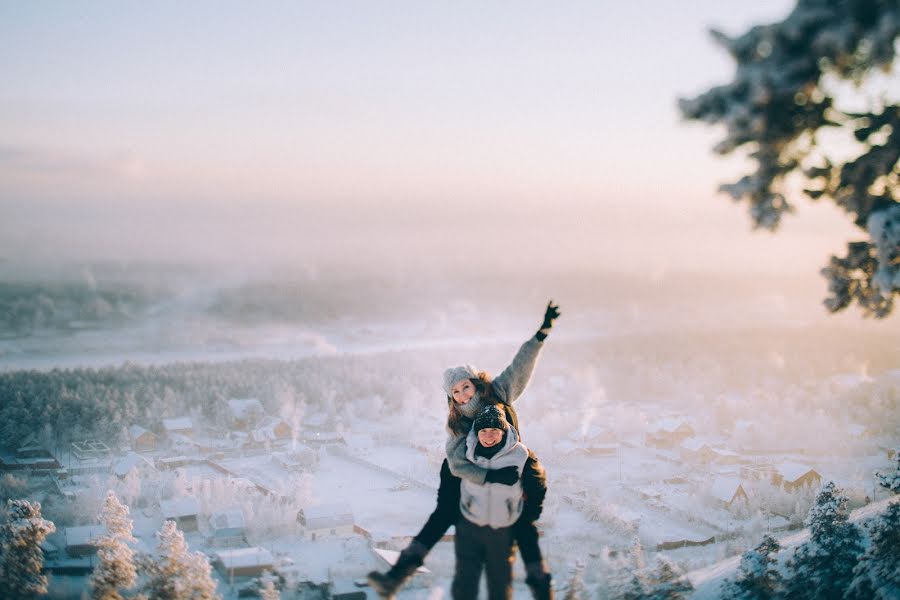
[297,503,355,541]
[209,508,246,547]
[128,425,158,452]
[773,462,822,492]
[227,399,265,430]
[114,452,157,480]
[646,419,695,448]
[160,496,202,532]
[163,417,194,438]
[251,416,292,443]
[16,433,51,459]
[709,477,749,510]
[64,525,105,556]
[213,547,275,578]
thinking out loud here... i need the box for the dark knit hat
[473,405,509,433]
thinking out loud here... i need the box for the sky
[0,1,863,275]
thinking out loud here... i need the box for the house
[160,496,202,532]
[645,418,695,448]
[297,503,355,541]
[251,416,292,443]
[227,399,265,430]
[128,425,158,452]
[163,417,194,438]
[64,525,105,556]
[773,462,822,492]
[709,477,749,510]
[114,452,157,479]
[16,433,51,459]
[679,439,717,463]
[209,508,246,547]
[213,547,274,578]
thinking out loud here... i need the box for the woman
[367,302,559,599]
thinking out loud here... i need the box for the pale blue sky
[1,1,858,272]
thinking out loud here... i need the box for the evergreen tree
[139,520,220,600]
[876,449,900,493]
[681,0,900,317]
[89,490,137,600]
[845,501,900,600]
[727,534,784,599]
[786,482,863,599]
[0,499,56,599]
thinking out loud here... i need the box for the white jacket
[459,427,529,529]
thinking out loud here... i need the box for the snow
[774,461,817,483]
[113,452,155,477]
[64,525,105,548]
[160,496,201,519]
[709,477,744,504]
[163,417,193,432]
[214,546,274,569]
[228,398,264,420]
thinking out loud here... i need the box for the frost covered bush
[725,534,784,599]
[845,501,900,600]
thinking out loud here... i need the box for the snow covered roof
[128,425,154,440]
[775,461,819,483]
[160,496,201,519]
[301,502,354,530]
[163,417,193,432]
[709,477,745,503]
[228,398,264,419]
[214,547,274,569]
[64,525,106,547]
[114,452,155,477]
[210,508,245,531]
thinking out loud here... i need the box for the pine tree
[785,482,863,599]
[845,501,900,600]
[0,499,56,599]
[138,520,220,600]
[89,490,137,600]
[259,570,280,600]
[876,449,900,494]
[680,0,900,317]
[727,534,784,599]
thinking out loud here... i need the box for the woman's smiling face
[451,379,476,405]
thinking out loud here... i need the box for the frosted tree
[0,499,56,599]
[138,520,220,600]
[622,556,693,600]
[89,491,137,600]
[785,482,862,599]
[876,449,900,493]
[680,0,900,317]
[726,534,784,599]
[845,501,900,600]
[259,571,280,600]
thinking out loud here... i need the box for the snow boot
[525,562,554,600]
[367,541,427,598]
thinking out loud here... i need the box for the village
[1,386,895,599]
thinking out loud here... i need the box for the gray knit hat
[442,364,479,395]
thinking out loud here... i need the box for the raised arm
[445,433,489,484]
[492,301,560,404]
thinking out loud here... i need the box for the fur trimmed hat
[442,365,479,395]
[473,404,509,432]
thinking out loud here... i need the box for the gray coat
[445,336,544,484]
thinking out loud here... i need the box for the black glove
[485,465,519,486]
[536,301,561,341]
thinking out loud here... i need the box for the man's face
[477,427,503,447]
[451,379,476,405]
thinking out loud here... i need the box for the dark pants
[452,518,515,600]
[413,459,546,567]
